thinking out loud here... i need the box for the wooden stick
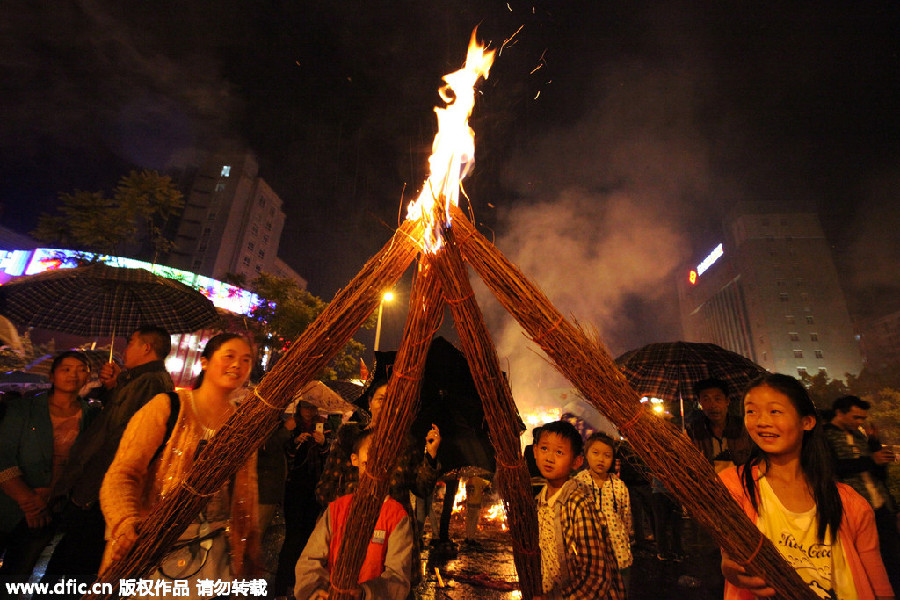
[330,258,445,600]
[449,204,816,600]
[87,220,423,599]
[430,229,542,599]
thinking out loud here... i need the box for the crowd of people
[1,329,898,600]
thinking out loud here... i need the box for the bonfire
[88,31,814,600]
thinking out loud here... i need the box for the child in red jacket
[295,429,413,599]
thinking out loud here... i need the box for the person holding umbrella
[686,378,752,473]
[0,351,96,585]
[42,326,173,594]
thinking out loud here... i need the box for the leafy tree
[247,272,372,381]
[802,371,849,413]
[32,170,184,261]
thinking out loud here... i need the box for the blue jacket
[0,392,97,532]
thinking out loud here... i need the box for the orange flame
[406,30,495,252]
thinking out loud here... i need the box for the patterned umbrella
[615,341,768,423]
[0,263,220,338]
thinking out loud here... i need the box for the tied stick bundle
[87,220,423,600]
[449,205,816,600]
[431,228,542,600]
[330,260,445,600]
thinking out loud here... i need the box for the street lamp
[373,291,394,351]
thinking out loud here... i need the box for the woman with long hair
[99,333,262,591]
[720,373,893,599]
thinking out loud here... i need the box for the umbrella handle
[109,322,116,363]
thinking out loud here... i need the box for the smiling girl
[719,373,893,600]
[99,333,261,591]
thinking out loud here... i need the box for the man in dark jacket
[685,378,751,472]
[42,326,174,594]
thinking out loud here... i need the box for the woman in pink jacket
[719,373,893,600]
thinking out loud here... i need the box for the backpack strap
[151,391,181,464]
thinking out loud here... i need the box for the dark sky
[3,1,900,403]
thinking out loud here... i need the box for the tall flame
[406,31,495,252]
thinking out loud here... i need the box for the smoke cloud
[476,57,721,411]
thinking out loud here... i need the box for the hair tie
[252,387,280,412]
[532,315,564,344]
[328,576,359,595]
[738,533,766,567]
[181,481,217,498]
[619,404,646,434]
[443,290,475,305]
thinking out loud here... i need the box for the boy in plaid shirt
[534,421,624,600]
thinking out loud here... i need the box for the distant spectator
[0,351,96,584]
[824,395,900,593]
[272,399,331,597]
[686,378,751,472]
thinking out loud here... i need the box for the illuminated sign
[689,243,723,284]
[0,248,262,316]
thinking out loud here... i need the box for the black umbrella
[360,337,496,475]
[0,263,220,342]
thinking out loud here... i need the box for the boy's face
[585,440,614,478]
[535,431,583,485]
[351,436,372,476]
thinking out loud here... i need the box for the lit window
[789,332,799,341]
[793,350,804,358]
[810,333,818,342]
[814,350,823,359]
[221,165,231,177]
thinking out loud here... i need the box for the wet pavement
[415,494,727,600]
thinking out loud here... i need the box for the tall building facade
[677,205,862,381]
[859,309,900,373]
[170,152,286,283]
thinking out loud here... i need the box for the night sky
[3,1,900,402]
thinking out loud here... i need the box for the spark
[500,25,524,56]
